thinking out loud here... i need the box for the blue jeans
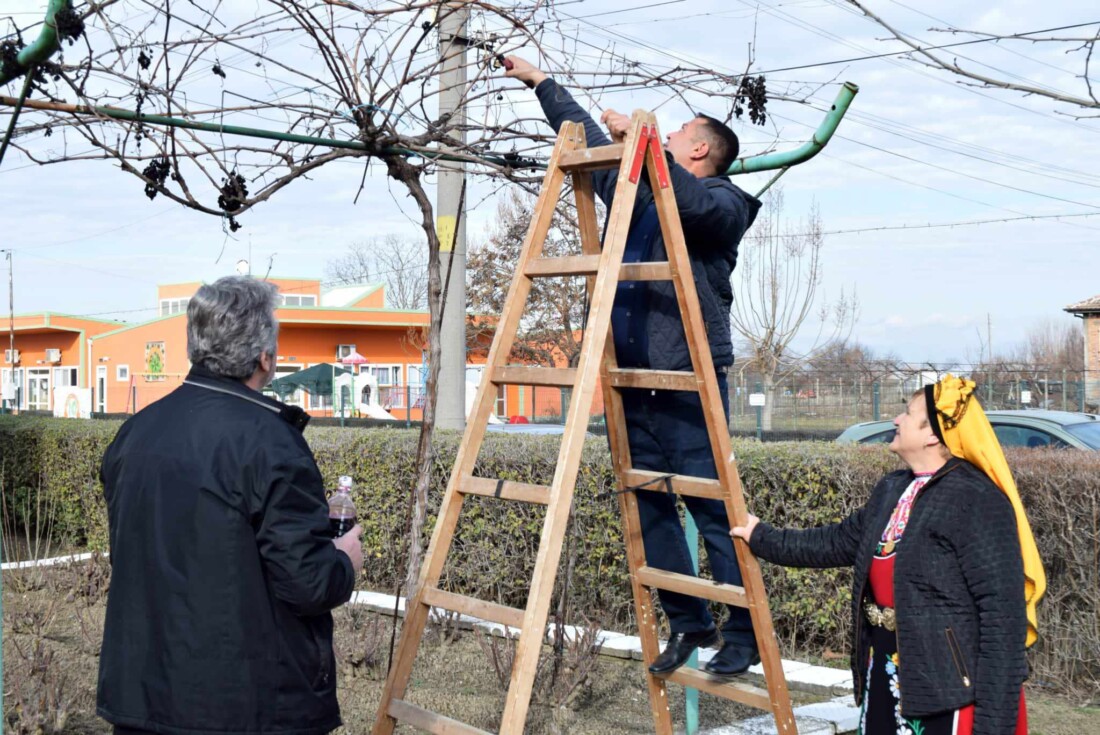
[620,373,755,648]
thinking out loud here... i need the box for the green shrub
[2,416,1096,692]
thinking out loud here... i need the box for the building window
[280,294,317,307]
[52,367,78,387]
[117,365,130,381]
[370,364,402,386]
[159,298,189,316]
[308,389,332,411]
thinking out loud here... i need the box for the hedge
[1,415,1096,692]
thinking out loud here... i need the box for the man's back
[98,372,353,735]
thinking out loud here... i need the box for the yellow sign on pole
[436,215,456,253]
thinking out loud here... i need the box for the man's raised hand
[502,56,547,89]
[600,109,631,142]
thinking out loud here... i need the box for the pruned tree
[731,188,857,430]
[468,189,591,368]
[1,0,797,587]
[845,1,1100,115]
[326,235,428,310]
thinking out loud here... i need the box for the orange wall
[277,324,423,365]
[91,315,189,413]
[157,282,203,300]
[158,278,322,302]
[350,288,386,308]
[279,307,428,327]
[5,330,81,368]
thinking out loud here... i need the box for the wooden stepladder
[372,112,796,735]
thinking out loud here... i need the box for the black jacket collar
[184,364,310,432]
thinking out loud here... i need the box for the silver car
[836,410,1100,450]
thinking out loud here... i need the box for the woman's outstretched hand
[730,514,759,543]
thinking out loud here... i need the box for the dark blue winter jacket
[535,79,761,370]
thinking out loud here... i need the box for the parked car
[836,409,1100,450]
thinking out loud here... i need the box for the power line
[751,18,1100,76]
[742,211,1100,239]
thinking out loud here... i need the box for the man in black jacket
[506,57,763,677]
[98,276,363,735]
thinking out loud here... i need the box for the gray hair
[187,276,280,379]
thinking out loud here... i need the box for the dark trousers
[620,372,755,648]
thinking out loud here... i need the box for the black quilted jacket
[535,79,761,370]
[749,458,1028,735]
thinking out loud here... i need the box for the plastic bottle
[328,475,357,538]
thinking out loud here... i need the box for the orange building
[1,313,123,412]
[2,277,590,422]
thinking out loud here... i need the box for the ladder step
[421,587,526,630]
[461,475,551,505]
[636,566,747,608]
[523,258,672,281]
[620,469,726,500]
[388,698,493,735]
[607,369,698,392]
[558,143,625,172]
[664,667,773,710]
[525,254,600,277]
[619,262,672,281]
[493,366,576,387]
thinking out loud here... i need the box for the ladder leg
[370,488,467,735]
[643,112,796,734]
[371,124,581,735]
[600,340,674,733]
[498,117,652,734]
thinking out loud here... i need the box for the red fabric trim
[869,554,896,608]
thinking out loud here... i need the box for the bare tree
[468,189,591,368]
[977,318,1087,408]
[845,1,1100,115]
[1,1,792,587]
[326,235,428,310]
[731,188,857,430]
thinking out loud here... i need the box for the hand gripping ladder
[372,111,796,735]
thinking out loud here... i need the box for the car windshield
[1064,421,1100,449]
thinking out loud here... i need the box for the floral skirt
[860,625,976,735]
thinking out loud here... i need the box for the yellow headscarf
[926,374,1046,647]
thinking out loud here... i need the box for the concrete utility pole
[436,2,469,431]
[5,249,13,397]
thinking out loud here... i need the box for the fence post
[754,380,763,441]
[872,381,880,421]
[132,384,137,414]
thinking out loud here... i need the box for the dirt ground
[4,559,1099,734]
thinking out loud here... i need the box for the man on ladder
[505,56,764,678]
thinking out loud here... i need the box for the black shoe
[648,628,720,675]
[703,643,761,678]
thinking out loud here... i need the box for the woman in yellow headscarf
[733,375,1043,734]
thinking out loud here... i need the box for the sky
[2,0,1098,364]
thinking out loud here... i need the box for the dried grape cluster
[734,75,767,126]
[142,157,170,200]
[54,5,86,45]
[218,170,249,231]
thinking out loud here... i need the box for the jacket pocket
[945,627,971,688]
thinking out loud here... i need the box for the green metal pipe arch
[0,0,69,87]
[727,82,860,175]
